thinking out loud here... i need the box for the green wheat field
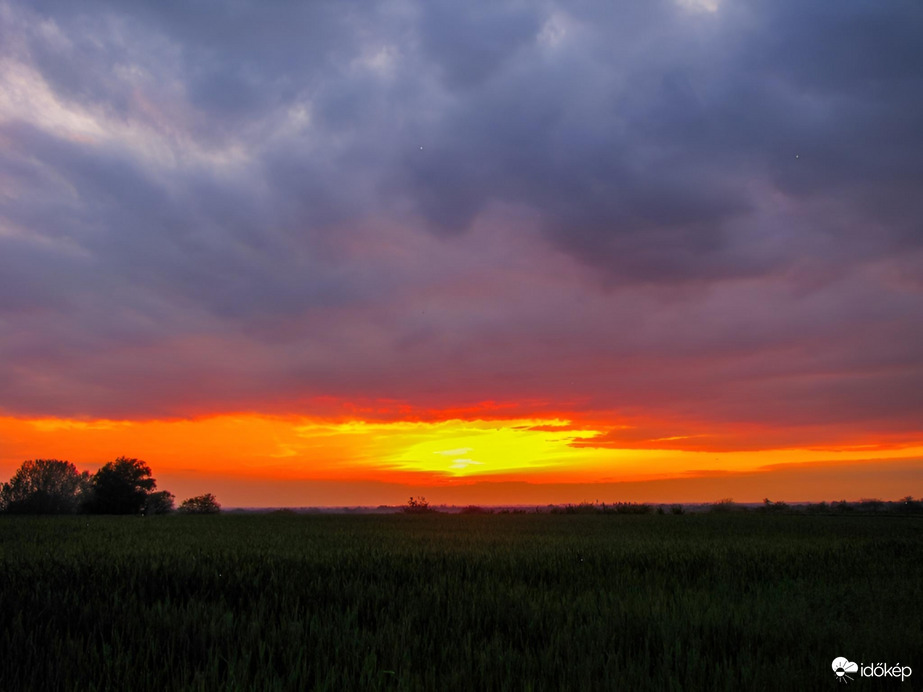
[1,512,920,691]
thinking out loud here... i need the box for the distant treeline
[0,458,220,515]
[542,498,923,515]
[413,497,923,516]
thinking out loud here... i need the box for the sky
[1,0,921,506]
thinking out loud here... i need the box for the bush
[708,498,738,513]
[144,490,175,515]
[179,493,221,514]
[402,496,436,514]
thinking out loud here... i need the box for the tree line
[0,457,220,515]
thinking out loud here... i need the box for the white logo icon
[832,657,859,683]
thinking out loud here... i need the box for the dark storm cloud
[402,0,923,279]
[0,0,921,436]
[419,0,542,89]
[13,0,922,277]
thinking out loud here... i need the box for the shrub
[144,490,175,515]
[402,496,436,514]
[179,493,221,514]
[708,498,738,513]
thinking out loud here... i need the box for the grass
[1,512,920,691]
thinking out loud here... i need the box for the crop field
[1,512,920,691]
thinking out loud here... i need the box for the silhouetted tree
[85,457,157,514]
[144,490,175,515]
[0,459,91,514]
[178,493,221,514]
[402,496,434,514]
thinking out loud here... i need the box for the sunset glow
[2,414,920,506]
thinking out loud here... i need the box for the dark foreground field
[1,513,920,691]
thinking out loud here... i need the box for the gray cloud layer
[1,0,921,445]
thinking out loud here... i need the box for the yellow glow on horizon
[1,414,921,503]
[379,419,605,477]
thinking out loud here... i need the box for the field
[1,512,920,691]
